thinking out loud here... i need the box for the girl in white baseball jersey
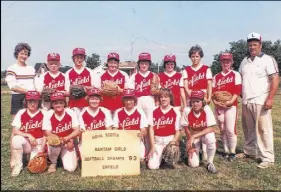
[158,54,186,113]
[182,45,213,161]
[147,88,181,170]
[65,48,95,117]
[130,53,160,154]
[130,53,159,118]
[78,87,113,153]
[182,45,213,103]
[181,90,217,174]
[35,53,67,111]
[113,89,148,166]
[212,53,242,161]
[43,92,81,173]
[92,53,131,115]
[10,91,46,177]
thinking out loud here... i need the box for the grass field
[1,88,281,190]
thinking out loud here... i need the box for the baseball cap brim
[107,58,120,61]
[247,38,261,42]
[88,93,102,97]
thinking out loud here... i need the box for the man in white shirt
[238,32,279,168]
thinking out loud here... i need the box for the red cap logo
[26,91,41,100]
[122,89,136,98]
[72,48,86,56]
[50,92,65,101]
[87,87,101,96]
[190,90,205,100]
[164,54,176,62]
[219,52,233,61]
[47,53,60,61]
[107,52,120,61]
[138,53,151,61]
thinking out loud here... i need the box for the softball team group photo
[5,32,279,178]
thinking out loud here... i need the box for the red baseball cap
[164,54,176,62]
[47,53,60,61]
[26,91,41,100]
[219,52,233,61]
[72,48,86,56]
[50,92,65,101]
[87,87,102,97]
[190,90,205,100]
[122,89,136,98]
[107,52,120,61]
[138,52,151,61]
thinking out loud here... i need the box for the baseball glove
[70,85,86,99]
[162,142,180,168]
[27,152,47,174]
[47,134,62,146]
[41,88,56,102]
[150,73,161,95]
[101,80,120,96]
[212,91,232,105]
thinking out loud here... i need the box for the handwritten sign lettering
[81,130,140,177]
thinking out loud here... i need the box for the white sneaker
[11,164,22,177]
[257,162,274,169]
[48,164,57,173]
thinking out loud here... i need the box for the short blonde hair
[159,88,174,106]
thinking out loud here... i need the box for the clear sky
[1,1,281,70]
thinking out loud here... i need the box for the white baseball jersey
[35,71,66,92]
[92,70,132,111]
[113,106,148,130]
[79,107,113,131]
[130,71,158,97]
[12,109,46,139]
[42,108,79,137]
[212,70,242,106]
[181,105,216,130]
[181,64,212,92]
[65,66,95,108]
[152,106,182,136]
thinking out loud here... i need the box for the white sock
[221,131,230,154]
[207,143,216,164]
[229,135,237,154]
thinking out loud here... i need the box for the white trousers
[47,145,78,172]
[215,106,238,154]
[148,135,174,170]
[137,95,155,155]
[188,132,216,168]
[12,135,43,160]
